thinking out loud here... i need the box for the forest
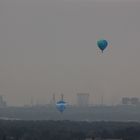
[0,120,140,140]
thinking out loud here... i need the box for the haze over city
[0,0,140,106]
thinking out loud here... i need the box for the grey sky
[0,0,140,106]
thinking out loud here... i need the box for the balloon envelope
[97,39,108,52]
[56,100,66,113]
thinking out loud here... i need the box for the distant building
[122,97,130,105]
[50,93,56,106]
[122,97,140,105]
[130,97,139,105]
[0,95,7,107]
[77,93,89,107]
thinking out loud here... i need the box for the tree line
[0,120,140,140]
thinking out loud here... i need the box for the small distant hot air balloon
[56,94,67,113]
[97,39,108,53]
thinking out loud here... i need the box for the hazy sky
[0,0,140,106]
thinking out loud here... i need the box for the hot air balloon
[97,39,108,53]
[56,94,67,113]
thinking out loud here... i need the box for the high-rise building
[122,97,140,105]
[122,97,130,105]
[50,93,56,106]
[77,93,89,107]
[0,95,7,107]
[130,97,139,105]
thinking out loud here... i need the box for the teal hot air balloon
[56,94,67,113]
[97,39,108,53]
[56,100,66,113]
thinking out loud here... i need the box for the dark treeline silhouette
[0,120,140,140]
